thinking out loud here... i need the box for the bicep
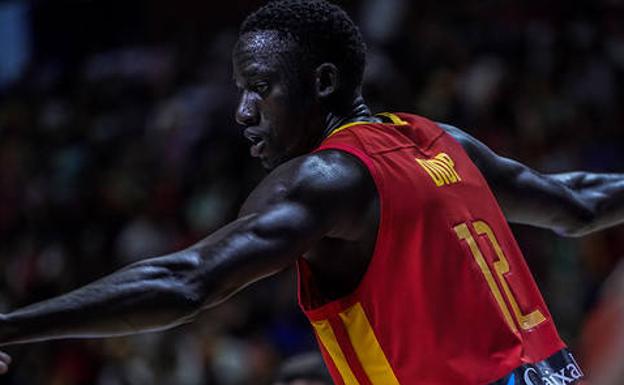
[184,151,374,305]
[182,199,327,306]
[439,123,593,234]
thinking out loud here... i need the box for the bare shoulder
[240,150,377,239]
[241,149,375,214]
[290,149,374,198]
[437,123,495,169]
[438,122,525,183]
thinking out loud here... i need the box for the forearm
[550,172,624,236]
[0,252,203,346]
[0,198,326,346]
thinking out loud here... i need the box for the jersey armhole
[297,144,390,319]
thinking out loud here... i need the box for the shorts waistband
[489,348,585,385]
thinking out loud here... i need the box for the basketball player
[1,1,623,383]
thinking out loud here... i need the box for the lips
[250,140,266,158]
[244,129,267,158]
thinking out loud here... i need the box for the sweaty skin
[0,30,623,374]
[440,123,624,237]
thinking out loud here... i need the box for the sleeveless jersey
[297,113,572,385]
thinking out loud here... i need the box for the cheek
[263,83,312,152]
[264,97,297,138]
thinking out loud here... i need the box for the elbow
[556,226,591,238]
[555,208,598,238]
[552,182,613,237]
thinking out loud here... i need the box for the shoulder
[436,122,514,178]
[437,122,478,152]
[241,150,374,214]
[290,149,373,199]
[437,121,552,205]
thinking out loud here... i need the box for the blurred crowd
[0,0,623,384]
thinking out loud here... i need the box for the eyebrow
[232,70,271,91]
[238,64,276,83]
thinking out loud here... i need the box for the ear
[315,63,339,99]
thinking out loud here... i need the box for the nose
[235,91,259,127]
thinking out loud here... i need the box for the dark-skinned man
[1,1,624,384]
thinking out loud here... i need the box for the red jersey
[297,113,570,385]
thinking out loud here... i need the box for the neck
[321,95,379,139]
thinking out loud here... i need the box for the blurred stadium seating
[0,0,623,384]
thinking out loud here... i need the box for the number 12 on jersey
[454,221,546,333]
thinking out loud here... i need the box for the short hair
[241,0,367,94]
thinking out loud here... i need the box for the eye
[251,81,270,96]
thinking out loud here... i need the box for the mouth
[244,130,267,158]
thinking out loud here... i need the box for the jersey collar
[325,112,408,139]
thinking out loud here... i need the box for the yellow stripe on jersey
[326,112,408,139]
[376,112,408,125]
[327,121,370,139]
[312,319,361,385]
[339,303,401,385]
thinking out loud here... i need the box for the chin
[261,153,291,171]
[260,156,278,171]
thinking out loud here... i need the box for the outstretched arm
[440,123,624,237]
[0,150,373,348]
[0,215,283,345]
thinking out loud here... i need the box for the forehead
[233,31,298,76]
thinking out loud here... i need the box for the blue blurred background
[0,0,623,384]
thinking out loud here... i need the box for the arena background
[0,0,623,384]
